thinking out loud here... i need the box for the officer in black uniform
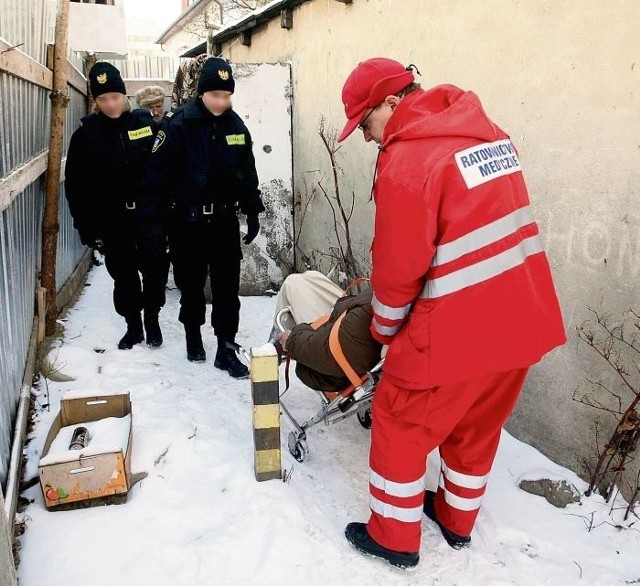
[65,62,169,350]
[139,57,264,378]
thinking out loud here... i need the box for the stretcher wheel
[357,409,372,429]
[288,431,308,463]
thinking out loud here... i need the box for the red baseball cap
[338,57,415,142]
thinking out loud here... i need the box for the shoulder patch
[152,130,166,153]
[164,111,175,119]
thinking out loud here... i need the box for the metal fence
[108,55,180,81]
[0,0,86,493]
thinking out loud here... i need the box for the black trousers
[102,217,169,318]
[170,212,242,340]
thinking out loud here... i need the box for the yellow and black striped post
[251,345,281,481]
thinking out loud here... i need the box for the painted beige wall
[222,0,640,493]
[159,5,221,56]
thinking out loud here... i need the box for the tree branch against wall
[294,118,370,288]
[225,0,270,11]
[575,307,640,520]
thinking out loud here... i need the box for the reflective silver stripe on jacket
[432,205,534,266]
[421,235,544,299]
[372,317,401,337]
[371,293,411,321]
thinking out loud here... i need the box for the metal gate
[232,62,294,294]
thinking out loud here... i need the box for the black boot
[423,490,471,549]
[214,338,249,379]
[118,313,144,350]
[344,523,419,569]
[144,311,163,348]
[185,326,206,362]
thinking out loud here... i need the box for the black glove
[243,214,260,245]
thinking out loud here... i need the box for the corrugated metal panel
[108,56,180,81]
[0,0,55,65]
[0,72,50,179]
[0,0,86,488]
[0,182,42,486]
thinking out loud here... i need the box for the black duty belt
[184,203,237,222]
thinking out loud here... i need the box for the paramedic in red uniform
[337,58,566,569]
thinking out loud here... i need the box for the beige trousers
[274,271,343,329]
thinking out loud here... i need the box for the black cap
[89,62,126,98]
[197,58,235,95]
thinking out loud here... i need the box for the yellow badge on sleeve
[128,126,153,140]
[152,130,166,153]
[226,134,245,146]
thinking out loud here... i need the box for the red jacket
[370,85,566,388]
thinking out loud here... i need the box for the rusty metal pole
[41,0,70,336]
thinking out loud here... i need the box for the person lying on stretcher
[272,271,383,394]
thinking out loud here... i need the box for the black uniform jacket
[286,289,383,393]
[138,97,264,224]
[64,108,157,244]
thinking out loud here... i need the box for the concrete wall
[220,0,640,493]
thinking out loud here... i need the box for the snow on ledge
[251,343,277,357]
[518,468,571,484]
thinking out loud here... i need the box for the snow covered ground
[17,261,640,585]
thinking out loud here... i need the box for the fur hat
[89,62,126,98]
[197,58,235,95]
[135,86,165,107]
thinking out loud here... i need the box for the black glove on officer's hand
[243,214,260,245]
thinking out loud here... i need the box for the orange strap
[329,311,363,388]
[310,314,330,330]
[341,277,369,297]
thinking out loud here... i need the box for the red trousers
[366,368,528,552]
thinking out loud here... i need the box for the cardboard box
[38,391,133,510]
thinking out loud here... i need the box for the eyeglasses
[358,107,375,133]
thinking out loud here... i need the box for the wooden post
[250,346,281,481]
[84,52,97,114]
[36,287,47,343]
[41,0,70,336]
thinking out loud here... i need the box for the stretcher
[274,306,383,463]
